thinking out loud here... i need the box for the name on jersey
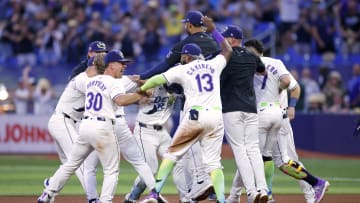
[87,80,107,91]
[187,64,214,75]
[266,64,278,75]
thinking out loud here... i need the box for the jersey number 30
[86,92,103,111]
[195,73,213,92]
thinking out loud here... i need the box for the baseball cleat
[225,194,240,203]
[123,193,138,203]
[189,179,214,201]
[313,179,330,203]
[207,192,217,201]
[267,195,275,203]
[258,190,268,203]
[139,190,159,203]
[37,192,52,203]
[158,194,168,203]
[246,192,260,203]
[88,198,100,203]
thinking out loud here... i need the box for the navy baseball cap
[105,50,131,64]
[222,25,243,39]
[181,10,204,26]
[88,41,108,53]
[87,56,95,66]
[180,43,202,56]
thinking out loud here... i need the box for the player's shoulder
[72,72,88,82]
[261,56,284,66]
[186,32,214,42]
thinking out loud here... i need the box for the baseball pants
[133,121,189,198]
[47,113,87,193]
[44,118,120,203]
[273,117,315,203]
[223,111,267,195]
[84,116,156,200]
[258,104,283,158]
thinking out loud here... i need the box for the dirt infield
[2,194,360,203]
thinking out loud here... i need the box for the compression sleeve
[140,74,167,91]
[140,60,170,80]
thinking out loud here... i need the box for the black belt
[283,114,288,119]
[63,113,77,123]
[115,115,123,118]
[84,116,114,124]
[139,122,163,131]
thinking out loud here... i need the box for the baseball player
[224,73,316,203]
[138,16,232,203]
[226,76,328,203]
[123,82,177,203]
[68,41,108,80]
[42,54,106,203]
[131,10,220,201]
[83,75,164,203]
[245,39,330,203]
[219,25,268,203]
[37,50,145,203]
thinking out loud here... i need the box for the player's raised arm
[202,16,232,62]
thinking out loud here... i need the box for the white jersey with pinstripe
[254,56,289,158]
[83,75,125,120]
[254,56,290,106]
[55,72,88,121]
[162,55,226,112]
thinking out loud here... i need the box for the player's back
[254,56,290,105]
[55,72,88,121]
[84,75,123,120]
[163,55,226,112]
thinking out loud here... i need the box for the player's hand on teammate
[202,16,216,33]
[135,87,152,97]
[287,107,295,120]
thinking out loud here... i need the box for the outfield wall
[291,113,360,155]
[0,114,359,155]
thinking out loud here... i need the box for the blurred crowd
[0,0,359,115]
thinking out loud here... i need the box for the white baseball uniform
[254,56,289,158]
[162,54,226,172]
[227,74,315,203]
[272,74,315,203]
[43,74,124,203]
[84,76,157,201]
[131,83,185,198]
[47,72,89,194]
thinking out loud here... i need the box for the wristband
[289,97,298,107]
[211,30,224,44]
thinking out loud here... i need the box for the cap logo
[96,42,106,49]
[119,51,124,58]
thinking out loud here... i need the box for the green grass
[0,155,359,195]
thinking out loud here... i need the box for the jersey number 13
[195,73,213,92]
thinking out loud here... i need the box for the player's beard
[180,59,186,65]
